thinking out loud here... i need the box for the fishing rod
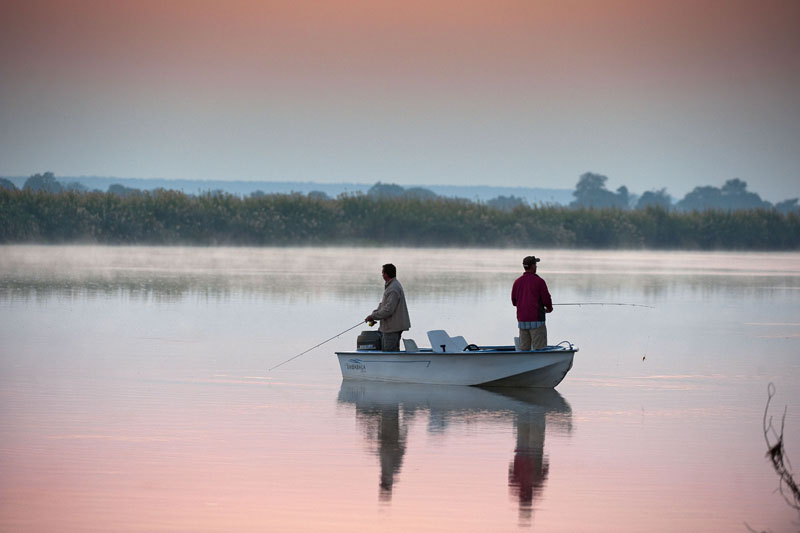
[269,320,367,371]
[554,302,655,309]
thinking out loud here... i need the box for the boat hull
[335,346,576,388]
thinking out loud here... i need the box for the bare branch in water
[746,384,800,532]
[763,383,800,512]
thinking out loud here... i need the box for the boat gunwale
[336,344,578,356]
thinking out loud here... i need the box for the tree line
[329,175,799,214]
[569,172,798,213]
[4,171,798,214]
[1,184,798,249]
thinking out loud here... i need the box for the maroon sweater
[511,272,553,322]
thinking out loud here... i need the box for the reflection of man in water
[341,383,571,512]
[508,410,549,525]
[376,408,406,501]
[355,404,409,502]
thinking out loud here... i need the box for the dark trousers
[381,331,402,352]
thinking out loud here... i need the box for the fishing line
[554,302,654,309]
[269,321,367,371]
[555,302,656,361]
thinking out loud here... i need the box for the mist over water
[1,245,799,531]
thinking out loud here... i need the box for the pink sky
[1,0,799,199]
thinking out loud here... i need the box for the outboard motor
[356,331,382,351]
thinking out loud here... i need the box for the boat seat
[427,330,451,352]
[450,336,468,351]
[427,330,469,352]
[403,338,419,352]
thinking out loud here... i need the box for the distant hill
[425,184,572,205]
[4,176,574,206]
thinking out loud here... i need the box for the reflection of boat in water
[336,329,578,388]
[337,381,572,522]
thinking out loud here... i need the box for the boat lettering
[347,358,367,371]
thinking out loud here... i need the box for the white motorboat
[335,329,577,388]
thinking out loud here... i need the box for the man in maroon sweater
[511,255,553,350]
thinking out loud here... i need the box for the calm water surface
[1,246,799,532]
